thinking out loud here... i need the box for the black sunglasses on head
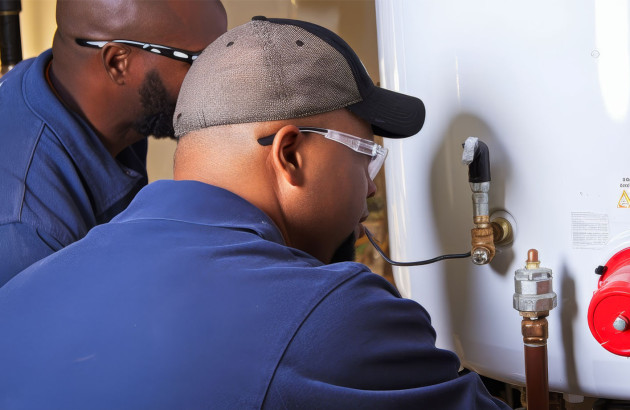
[75,38,202,64]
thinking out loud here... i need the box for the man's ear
[270,125,306,186]
[101,43,130,85]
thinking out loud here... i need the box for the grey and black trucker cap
[174,16,425,139]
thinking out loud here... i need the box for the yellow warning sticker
[618,190,630,208]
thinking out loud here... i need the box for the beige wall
[15,0,379,182]
[19,0,56,59]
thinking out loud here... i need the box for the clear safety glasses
[257,126,388,180]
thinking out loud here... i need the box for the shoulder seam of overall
[18,122,47,222]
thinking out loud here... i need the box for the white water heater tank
[376,0,630,399]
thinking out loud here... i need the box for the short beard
[133,70,177,139]
[329,233,356,263]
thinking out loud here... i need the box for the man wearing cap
[0,17,510,409]
[0,0,227,286]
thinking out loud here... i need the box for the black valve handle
[466,139,491,183]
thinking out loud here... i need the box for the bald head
[55,0,226,49]
[48,0,227,157]
[174,120,285,191]
[173,109,366,186]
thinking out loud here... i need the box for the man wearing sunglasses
[0,0,227,286]
[0,17,510,409]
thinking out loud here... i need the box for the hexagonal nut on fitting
[513,267,557,313]
[513,293,557,312]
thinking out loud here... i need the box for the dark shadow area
[478,373,520,409]
[559,264,579,393]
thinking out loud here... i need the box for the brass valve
[471,215,495,264]
[471,212,515,265]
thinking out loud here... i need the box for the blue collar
[23,49,147,216]
[113,180,287,246]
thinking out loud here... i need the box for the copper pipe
[522,315,549,410]
[524,345,549,410]
[514,249,556,410]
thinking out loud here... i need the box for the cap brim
[346,86,425,138]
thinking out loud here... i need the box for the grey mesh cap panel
[174,20,362,138]
[174,17,425,138]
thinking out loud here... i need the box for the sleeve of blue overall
[0,222,60,287]
[264,271,512,410]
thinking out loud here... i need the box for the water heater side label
[571,212,609,249]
